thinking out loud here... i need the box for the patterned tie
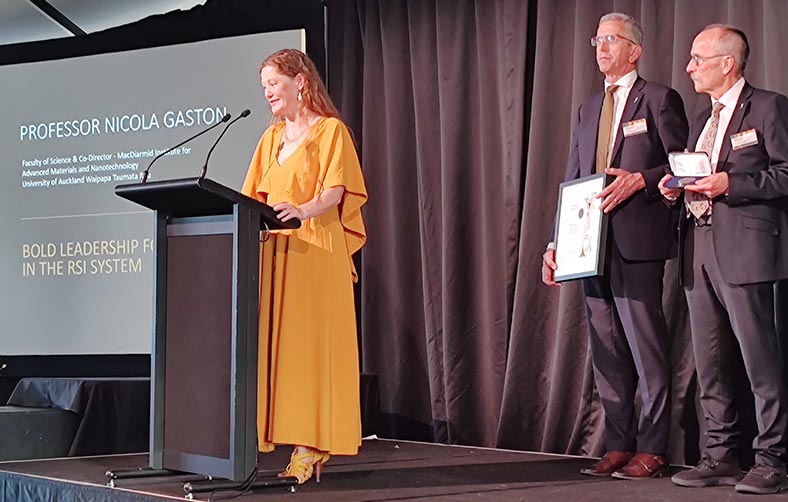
[596,85,619,173]
[686,101,724,220]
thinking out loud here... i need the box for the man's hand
[542,247,560,287]
[598,167,646,213]
[658,174,682,203]
[684,172,729,199]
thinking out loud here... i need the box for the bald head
[701,24,749,75]
[687,25,749,98]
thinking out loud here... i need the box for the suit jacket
[679,83,788,285]
[565,77,688,261]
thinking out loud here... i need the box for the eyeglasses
[688,54,727,66]
[590,34,637,47]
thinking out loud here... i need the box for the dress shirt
[603,70,638,166]
[695,77,746,170]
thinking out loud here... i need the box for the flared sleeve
[317,118,368,257]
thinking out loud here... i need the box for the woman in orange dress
[241,49,367,484]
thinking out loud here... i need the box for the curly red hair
[261,49,339,124]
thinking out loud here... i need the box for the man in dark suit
[542,12,688,479]
[660,25,788,494]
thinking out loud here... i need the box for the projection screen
[0,29,304,355]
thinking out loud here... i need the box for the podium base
[184,476,299,498]
[105,467,209,488]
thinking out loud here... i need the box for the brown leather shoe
[611,453,669,479]
[580,451,634,477]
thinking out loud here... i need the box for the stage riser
[0,406,79,461]
[0,474,167,502]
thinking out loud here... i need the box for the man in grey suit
[660,24,788,494]
[543,12,687,479]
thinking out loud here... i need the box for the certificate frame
[553,173,609,282]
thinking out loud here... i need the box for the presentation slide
[0,29,304,355]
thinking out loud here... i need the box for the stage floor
[0,438,779,501]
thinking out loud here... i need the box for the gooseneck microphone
[199,109,252,180]
[141,112,232,183]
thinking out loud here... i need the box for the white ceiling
[0,0,206,46]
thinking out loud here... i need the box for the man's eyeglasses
[590,34,637,47]
[688,54,727,66]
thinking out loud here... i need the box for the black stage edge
[0,439,768,502]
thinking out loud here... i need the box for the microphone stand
[141,112,231,183]
[199,109,251,180]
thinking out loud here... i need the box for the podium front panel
[149,209,259,482]
[163,229,232,459]
[117,180,271,482]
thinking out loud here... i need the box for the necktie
[596,85,619,173]
[686,101,724,220]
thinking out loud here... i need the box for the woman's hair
[261,49,340,123]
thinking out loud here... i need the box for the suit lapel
[717,83,753,171]
[610,77,645,163]
[581,91,605,176]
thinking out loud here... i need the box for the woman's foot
[278,446,330,484]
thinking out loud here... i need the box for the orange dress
[241,117,367,455]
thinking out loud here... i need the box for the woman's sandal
[279,448,331,484]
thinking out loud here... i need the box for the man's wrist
[546,241,556,251]
[661,194,678,207]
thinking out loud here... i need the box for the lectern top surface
[114,177,300,229]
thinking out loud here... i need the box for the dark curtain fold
[329,0,529,445]
[327,0,788,463]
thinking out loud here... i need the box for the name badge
[730,128,758,151]
[622,118,648,137]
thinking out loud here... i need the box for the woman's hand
[274,186,346,222]
[273,202,306,222]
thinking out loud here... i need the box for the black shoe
[671,457,742,487]
[735,464,788,494]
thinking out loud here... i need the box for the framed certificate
[554,173,609,282]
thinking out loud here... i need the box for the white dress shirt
[603,70,638,166]
[696,77,746,170]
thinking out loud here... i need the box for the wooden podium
[115,177,298,482]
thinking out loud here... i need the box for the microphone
[141,112,232,183]
[199,109,252,179]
